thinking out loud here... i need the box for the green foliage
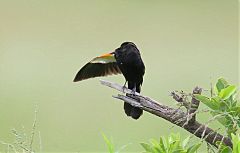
[194,78,239,136]
[231,134,240,153]
[102,133,115,153]
[102,133,129,153]
[218,134,240,153]
[140,133,201,153]
[102,78,239,153]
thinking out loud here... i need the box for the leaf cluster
[194,78,239,136]
[140,133,201,153]
[218,134,240,153]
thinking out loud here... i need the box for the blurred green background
[0,0,238,152]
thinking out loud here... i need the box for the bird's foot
[122,81,127,93]
[131,86,137,95]
[122,86,127,93]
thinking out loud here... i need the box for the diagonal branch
[188,87,202,124]
[100,80,232,148]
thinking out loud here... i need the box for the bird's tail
[124,82,143,119]
[124,102,143,119]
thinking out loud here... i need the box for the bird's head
[120,42,137,48]
[115,41,139,55]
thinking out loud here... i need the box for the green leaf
[211,96,222,109]
[173,149,186,153]
[102,133,115,153]
[194,94,219,110]
[159,137,167,152]
[231,134,240,153]
[210,111,228,126]
[187,143,201,153]
[219,85,237,100]
[182,136,190,148]
[216,78,229,93]
[220,146,232,153]
[217,117,228,126]
[237,142,240,153]
[231,106,240,116]
[150,139,162,152]
[219,101,229,111]
[141,143,152,152]
[171,140,180,151]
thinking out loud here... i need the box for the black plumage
[114,42,145,119]
[74,42,145,119]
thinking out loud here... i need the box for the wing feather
[73,56,122,82]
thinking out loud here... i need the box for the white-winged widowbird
[73,42,145,119]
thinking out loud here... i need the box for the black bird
[73,42,145,119]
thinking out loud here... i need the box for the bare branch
[189,87,202,124]
[100,80,232,148]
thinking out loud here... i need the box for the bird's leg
[131,83,137,94]
[122,81,127,93]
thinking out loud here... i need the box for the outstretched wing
[73,53,122,82]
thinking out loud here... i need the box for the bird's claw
[122,81,127,93]
[122,86,127,93]
[131,86,137,95]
